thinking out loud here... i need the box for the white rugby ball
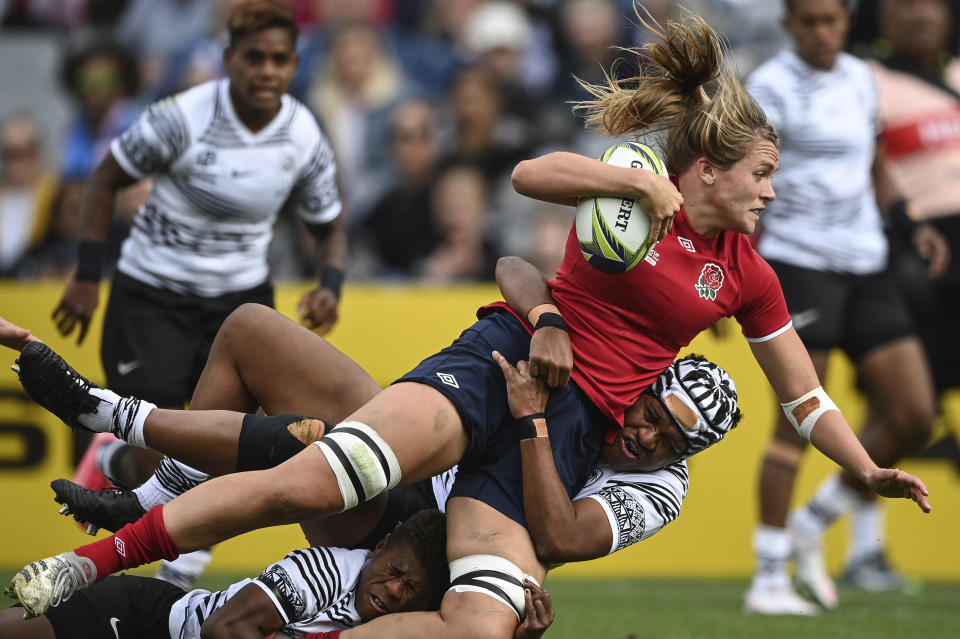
[575,142,668,273]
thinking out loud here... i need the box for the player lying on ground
[0,509,551,639]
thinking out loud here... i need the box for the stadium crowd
[0,0,823,282]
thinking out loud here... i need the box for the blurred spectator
[308,20,405,219]
[420,163,497,282]
[555,0,629,103]
[461,1,568,145]
[59,33,142,180]
[0,0,86,30]
[683,0,789,75]
[0,114,58,276]
[353,99,443,279]
[439,64,532,185]
[114,0,219,90]
[524,204,574,278]
[15,178,83,279]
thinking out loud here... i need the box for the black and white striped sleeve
[111,96,189,179]
[254,547,360,624]
[586,461,689,555]
[287,132,342,225]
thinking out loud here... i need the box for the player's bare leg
[745,351,829,614]
[824,337,934,590]
[190,303,380,418]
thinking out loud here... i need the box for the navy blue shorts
[397,311,608,526]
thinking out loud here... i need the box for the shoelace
[48,556,90,608]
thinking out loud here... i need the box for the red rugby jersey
[484,207,790,440]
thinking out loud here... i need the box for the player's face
[708,140,778,235]
[355,537,433,621]
[785,0,850,70]
[601,393,689,472]
[224,27,297,117]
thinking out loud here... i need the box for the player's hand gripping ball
[575,142,668,273]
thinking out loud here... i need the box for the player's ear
[696,157,715,186]
[373,534,390,553]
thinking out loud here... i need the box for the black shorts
[45,574,184,639]
[768,260,914,361]
[354,478,439,550]
[889,221,960,391]
[397,311,607,526]
[101,271,274,407]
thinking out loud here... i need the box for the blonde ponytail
[573,6,777,173]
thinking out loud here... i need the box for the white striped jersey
[430,460,688,556]
[168,546,370,638]
[747,49,887,274]
[111,78,341,296]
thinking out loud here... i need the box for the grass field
[4,571,958,638]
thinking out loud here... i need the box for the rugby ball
[575,142,668,273]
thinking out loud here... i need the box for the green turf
[3,572,958,638]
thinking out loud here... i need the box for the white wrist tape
[780,386,839,440]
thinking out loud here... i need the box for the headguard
[649,355,741,458]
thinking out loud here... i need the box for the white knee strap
[449,554,539,622]
[780,386,839,440]
[313,421,402,511]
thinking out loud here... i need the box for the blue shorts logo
[437,372,459,388]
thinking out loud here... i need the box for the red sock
[301,632,341,639]
[73,505,180,580]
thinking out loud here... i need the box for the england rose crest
[695,263,724,300]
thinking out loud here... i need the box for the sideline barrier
[1,281,957,578]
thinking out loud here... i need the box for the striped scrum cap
[649,355,742,458]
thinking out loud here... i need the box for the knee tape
[237,414,322,472]
[313,421,402,511]
[448,555,539,622]
[780,386,839,440]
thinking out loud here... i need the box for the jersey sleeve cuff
[250,578,291,625]
[744,320,792,343]
[586,494,619,556]
[109,139,148,181]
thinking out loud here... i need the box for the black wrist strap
[534,312,568,332]
[75,241,104,282]
[321,266,345,298]
[888,198,919,240]
[518,412,546,439]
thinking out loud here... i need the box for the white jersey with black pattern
[747,49,886,274]
[430,460,688,556]
[578,461,688,555]
[111,78,341,296]
[168,545,370,638]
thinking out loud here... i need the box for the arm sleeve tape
[780,386,839,440]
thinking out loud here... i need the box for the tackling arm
[496,256,573,388]
[492,352,615,563]
[200,583,285,639]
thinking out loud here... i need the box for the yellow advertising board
[1,281,957,579]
